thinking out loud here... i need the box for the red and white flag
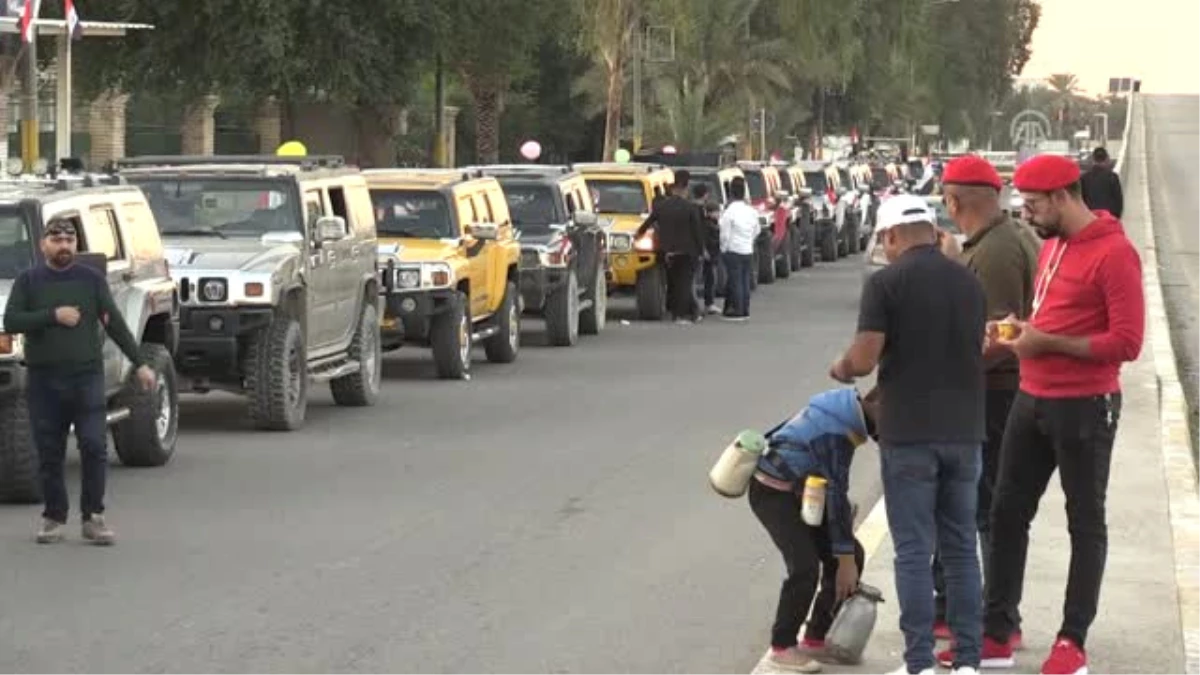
[64,0,80,39]
[19,0,42,43]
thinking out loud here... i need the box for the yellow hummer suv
[365,170,521,380]
[575,163,674,320]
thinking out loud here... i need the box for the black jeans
[984,391,1121,648]
[26,368,109,523]
[722,252,752,317]
[700,256,717,308]
[750,478,821,648]
[665,253,698,320]
[934,388,1021,631]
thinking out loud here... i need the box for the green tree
[577,0,636,160]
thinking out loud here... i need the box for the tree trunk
[465,75,501,164]
[602,56,624,161]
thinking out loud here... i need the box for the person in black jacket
[691,183,722,315]
[635,170,706,323]
[1080,147,1123,218]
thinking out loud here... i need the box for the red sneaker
[933,620,952,640]
[937,636,1015,669]
[1041,637,1087,675]
[797,637,825,654]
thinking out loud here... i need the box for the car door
[322,183,360,346]
[83,204,135,387]
[470,189,500,315]
[456,191,488,317]
[303,187,337,350]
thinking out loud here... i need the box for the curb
[1122,93,1200,674]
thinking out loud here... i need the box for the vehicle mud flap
[113,343,179,467]
[635,263,666,321]
[0,396,39,504]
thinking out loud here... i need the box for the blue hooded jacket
[756,388,869,556]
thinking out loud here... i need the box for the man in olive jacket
[930,156,1040,642]
[3,218,155,545]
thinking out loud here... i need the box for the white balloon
[520,140,542,161]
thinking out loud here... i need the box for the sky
[1021,0,1200,94]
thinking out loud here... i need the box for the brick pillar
[180,94,220,156]
[254,97,282,154]
[86,90,130,169]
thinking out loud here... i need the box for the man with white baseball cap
[830,193,989,675]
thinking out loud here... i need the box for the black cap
[43,219,77,238]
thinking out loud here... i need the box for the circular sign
[1009,110,1052,149]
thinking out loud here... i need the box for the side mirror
[468,222,499,241]
[76,251,108,276]
[572,211,598,228]
[315,215,347,243]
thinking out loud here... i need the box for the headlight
[397,269,421,289]
[609,233,632,252]
[0,332,21,358]
[633,233,655,252]
[200,278,228,302]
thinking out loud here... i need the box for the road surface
[1143,94,1200,454]
[0,257,880,673]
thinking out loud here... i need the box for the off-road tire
[331,300,382,406]
[485,282,520,363]
[431,291,471,380]
[820,227,838,262]
[776,229,792,279]
[579,264,607,335]
[544,270,580,347]
[750,253,759,290]
[246,317,308,431]
[0,397,39,503]
[113,343,179,467]
[757,240,776,284]
[635,264,666,320]
[800,223,816,267]
[789,225,803,271]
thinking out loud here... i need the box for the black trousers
[665,253,698,320]
[700,256,717,308]
[934,387,1021,631]
[984,391,1121,648]
[749,479,865,647]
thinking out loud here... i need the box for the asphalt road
[1143,95,1200,453]
[0,255,881,673]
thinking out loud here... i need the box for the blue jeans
[721,252,752,317]
[881,442,983,671]
[26,369,108,523]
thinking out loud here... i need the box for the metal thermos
[825,582,885,665]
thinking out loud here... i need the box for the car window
[586,179,650,215]
[503,185,559,235]
[86,207,125,261]
[0,209,32,279]
[119,200,164,261]
[743,172,767,200]
[777,171,794,193]
[370,189,456,239]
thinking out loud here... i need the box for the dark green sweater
[3,263,143,373]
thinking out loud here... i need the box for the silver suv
[0,176,181,503]
[118,156,382,431]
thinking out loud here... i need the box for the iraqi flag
[19,0,41,43]
[65,0,80,39]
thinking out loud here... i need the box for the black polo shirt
[857,244,987,444]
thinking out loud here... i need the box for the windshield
[586,179,648,215]
[804,172,828,193]
[777,171,795,193]
[689,175,722,204]
[744,172,767,200]
[0,210,32,279]
[132,178,299,238]
[501,185,559,235]
[371,190,455,239]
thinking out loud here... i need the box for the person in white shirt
[719,177,760,320]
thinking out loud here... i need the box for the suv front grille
[520,250,541,269]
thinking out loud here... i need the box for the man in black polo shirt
[830,194,987,675]
[636,170,706,323]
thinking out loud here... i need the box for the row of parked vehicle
[0,153,915,504]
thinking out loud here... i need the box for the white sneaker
[952,668,980,675]
[887,667,934,675]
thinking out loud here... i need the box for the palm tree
[1046,73,1080,138]
[578,0,637,161]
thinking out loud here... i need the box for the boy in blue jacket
[751,387,876,673]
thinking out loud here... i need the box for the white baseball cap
[875,194,936,233]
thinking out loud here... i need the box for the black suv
[473,166,608,347]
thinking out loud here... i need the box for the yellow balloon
[276,140,308,157]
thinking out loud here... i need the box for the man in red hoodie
[938,154,1144,674]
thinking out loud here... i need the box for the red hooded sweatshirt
[1022,211,1144,398]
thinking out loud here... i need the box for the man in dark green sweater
[3,218,155,545]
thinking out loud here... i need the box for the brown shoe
[81,515,115,546]
[36,519,65,544]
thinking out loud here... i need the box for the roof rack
[112,154,347,170]
[470,164,573,176]
[570,162,669,174]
